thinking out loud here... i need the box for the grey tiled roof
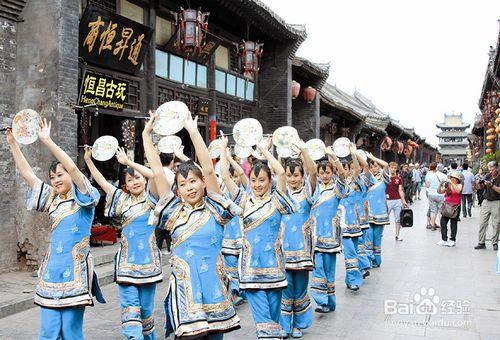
[248,0,308,38]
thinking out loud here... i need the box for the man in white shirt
[461,163,475,218]
[425,163,447,229]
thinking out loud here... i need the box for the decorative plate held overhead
[158,135,182,154]
[153,101,190,136]
[12,109,40,145]
[208,139,222,159]
[233,118,263,147]
[356,149,367,162]
[92,135,119,161]
[332,137,351,158]
[234,144,253,159]
[272,126,299,148]
[305,139,326,161]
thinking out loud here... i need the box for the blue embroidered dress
[235,188,295,339]
[149,191,241,338]
[310,179,346,253]
[105,189,162,285]
[280,182,314,334]
[26,175,103,308]
[310,179,346,310]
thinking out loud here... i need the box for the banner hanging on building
[78,71,129,111]
[79,5,153,74]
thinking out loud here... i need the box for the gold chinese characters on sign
[79,5,153,74]
[79,72,128,111]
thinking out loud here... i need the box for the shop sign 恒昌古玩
[78,71,128,111]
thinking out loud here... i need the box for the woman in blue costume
[5,119,104,340]
[218,146,249,306]
[146,112,240,339]
[84,145,161,339]
[310,147,347,314]
[220,137,296,340]
[277,141,317,338]
[354,155,373,279]
[337,144,364,292]
[363,152,390,268]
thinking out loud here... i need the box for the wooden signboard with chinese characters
[79,5,153,75]
[79,71,128,111]
[163,28,222,65]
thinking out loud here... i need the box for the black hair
[285,158,304,176]
[462,163,469,170]
[175,160,203,184]
[160,153,175,167]
[48,161,63,177]
[250,160,271,179]
[450,162,458,170]
[229,166,236,177]
[317,158,333,172]
[120,167,144,186]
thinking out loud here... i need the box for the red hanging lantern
[291,80,301,99]
[239,40,264,77]
[380,136,392,151]
[303,86,317,103]
[171,7,209,56]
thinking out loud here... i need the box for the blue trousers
[224,254,245,299]
[280,270,312,334]
[366,224,384,267]
[342,237,363,287]
[311,252,337,310]
[39,306,85,340]
[119,283,156,340]
[246,289,285,339]
[357,229,372,271]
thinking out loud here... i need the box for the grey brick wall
[257,42,295,133]
[292,93,320,140]
[0,0,79,273]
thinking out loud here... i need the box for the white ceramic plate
[272,126,299,148]
[92,135,119,161]
[305,139,326,160]
[332,137,351,158]
[233,118,263,147]
[234,144,253,158]
[158,135,182,154]
[12,109,40,145]
[153,101,190,136]
[276,146,293,158]
[208,139,222,159]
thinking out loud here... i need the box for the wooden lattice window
[230,48,240,73]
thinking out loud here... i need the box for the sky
[262,0,500,145]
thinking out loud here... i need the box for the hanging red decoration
[291,80,301,99]
[171,8,210,56]
[380,136,393,151]
[303,86,317,103]
[239,40,264,77]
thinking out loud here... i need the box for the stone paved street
[1,197,499,339]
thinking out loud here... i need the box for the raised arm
[258,138,286,192]
[350,144,361,180]
[226,149,249,188]
[38,118,87,193]
[357,151,370,175]
[83,147,115,195]
[367,151,389,173]
[142,112,172,198]
[325,146,346,179]
[5,129,39,188]
[116,147,153,179]
[218,135,239,197]
[184,114,220,194]
[294,140,317,190]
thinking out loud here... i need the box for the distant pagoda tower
[436,113,470,165]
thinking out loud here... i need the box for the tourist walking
[425,163,447,230]
[386,162,409,241]
[461,163,475,218]
[437,171,463,247]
